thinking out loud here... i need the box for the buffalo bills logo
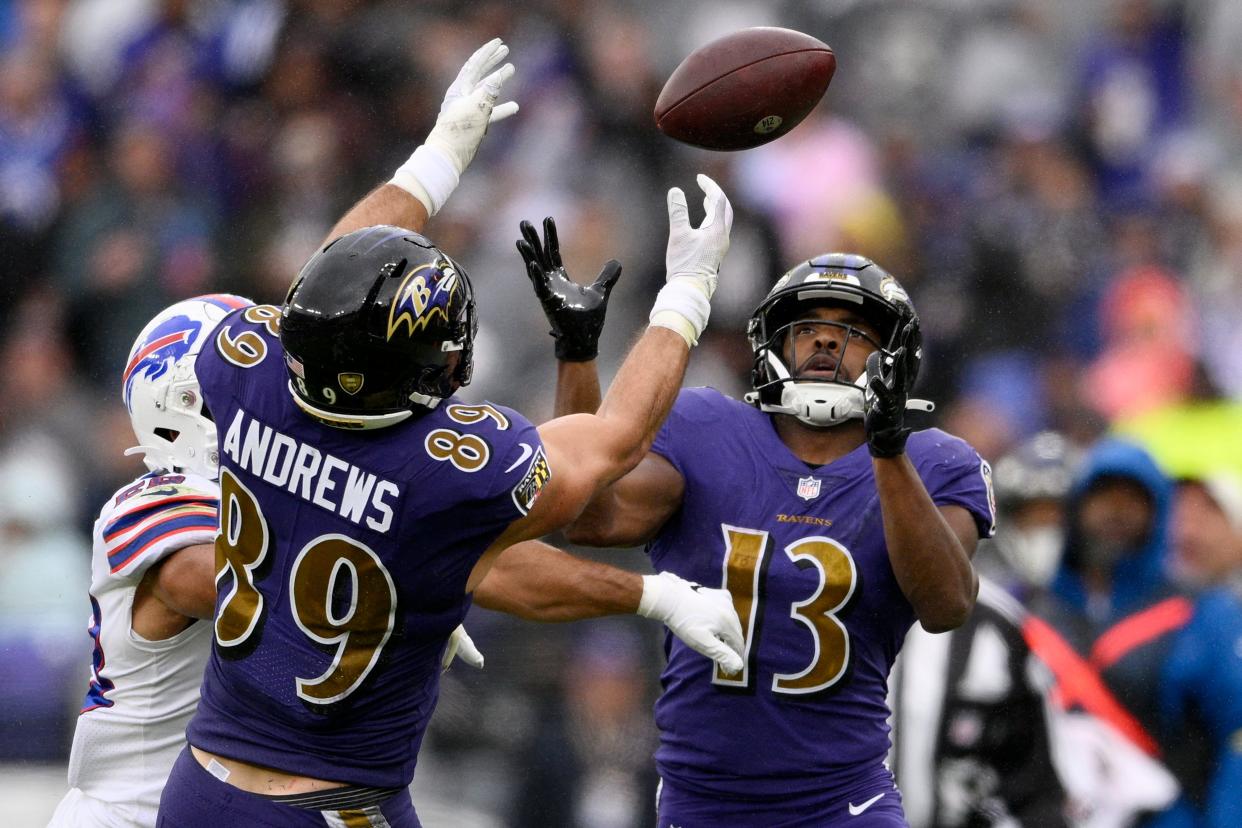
[122,315,201,408]
[387,262,460,341]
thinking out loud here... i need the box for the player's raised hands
[390,38,518,216]
[863,318,921,458]
[649,174,734,347]
[637,571,745,677]
[517,216,623,362]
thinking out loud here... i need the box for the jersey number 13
[713,525,857,695]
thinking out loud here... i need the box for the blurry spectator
[985,431,1081,599]
[0,439,90,762]
[513,623,658,828]
[1157,581,1242,828]
[1082,264,1196,420]
[0,45,80,234]
[735,111,897,264]
[55,116,217,384]
[1170,472,1242,589]
[1029,438,1242,826]
[1074,0,1188,202]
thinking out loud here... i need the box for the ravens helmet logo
[387,263,460,341]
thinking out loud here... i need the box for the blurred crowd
[2,0,1242,825]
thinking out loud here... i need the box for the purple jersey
[185,305,549,789]
[648,388,994,799]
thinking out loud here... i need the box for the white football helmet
[122,294,253,480]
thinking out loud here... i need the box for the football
[654,27,835,151]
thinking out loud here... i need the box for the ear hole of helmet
[155,427,180,442]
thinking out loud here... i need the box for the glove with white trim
[390,38,518,216]
[441,624,485,672]
[649,174,734,347]
[638,571,744,676]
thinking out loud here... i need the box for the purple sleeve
[650,388,711,478]
[194,307,251,415]
[909,429,997,539]
[480,403,549,520]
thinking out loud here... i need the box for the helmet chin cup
[753,377,867,427]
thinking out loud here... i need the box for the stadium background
[2,0,1241,824]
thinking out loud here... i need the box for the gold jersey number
[215,468,396,705]
[712,525,857,695]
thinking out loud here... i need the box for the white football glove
[649,173,734,347]
[441,624,485,672]
[637,571,744,676]
[390,38,518,216]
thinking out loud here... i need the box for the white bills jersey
[51,471,219,828]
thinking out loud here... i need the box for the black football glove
[863,319,922,458]
[516,217,622,362]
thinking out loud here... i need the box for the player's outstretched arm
[540,175,729,513]
[515,194,721,547]
[132,543,216,639]
[322,38,518,244]
[474,540,743,675]
[864,327,978,632]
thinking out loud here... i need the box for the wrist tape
[389,144,459,217]
[648,277,711,347]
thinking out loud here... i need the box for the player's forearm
[874,455,977,632]
[322,184,430,246]
[473,541,640,621]
[555,360,603,419]
[592,326,690,479]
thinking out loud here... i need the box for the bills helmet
[746,253,921,427]
[123,293,254,480]
[280,226,476,430]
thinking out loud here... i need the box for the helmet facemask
[747,302,898,428]
[745,253,927,428]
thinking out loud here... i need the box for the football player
[153,31,740,825]
[520,223,995,827]
[55,39,742,828]
[48,294,244,828]
[52,290,741,828]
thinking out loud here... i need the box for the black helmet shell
[280,225,476,429]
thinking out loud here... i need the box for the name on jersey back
[220,408,400,532]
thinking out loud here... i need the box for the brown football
[655,27,835,151]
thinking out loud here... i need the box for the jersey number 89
[214,468,396,705]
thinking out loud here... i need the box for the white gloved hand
[390,38,518,216]
[637,571,744,676]
[649,174,734,346]
[441,624,485,672]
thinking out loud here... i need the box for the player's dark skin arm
[131,543,216,639]
[874,457,979,632]
[554,361,602,419]
[473,540,642,620]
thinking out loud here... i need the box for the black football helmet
[745,253,920,427]
[280,226,476,430]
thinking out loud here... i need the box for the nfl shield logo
[797,476,821,501]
